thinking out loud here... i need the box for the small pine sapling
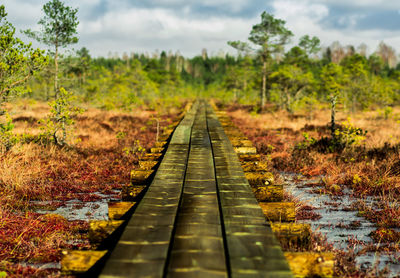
[24,0,79,145]
[39,87,83,145]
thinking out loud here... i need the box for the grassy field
[227,103,400,277]
[0,100,182,276]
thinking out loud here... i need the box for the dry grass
[1,101,179,207]
[228,104,400,221]
[0,100,183,275]
[227,104,400,277]
[0,144,45,209]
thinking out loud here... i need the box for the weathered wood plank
[284,252,334,278]
[62,250,107,275]
[99,102,199,278]
[166,102,227,277]
[251,185,284,202]
[258,202,296,222]
[108,202,136,220]
[99,101,294,278]
[206,104,293,278]
[271,223,312,249]
[89,220,124,244]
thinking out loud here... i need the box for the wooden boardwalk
[99,101,293,278]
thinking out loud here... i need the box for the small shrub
[0,113,18,151]
[296,132,317,150]
[39,87,83,145]
[334,118,367,149]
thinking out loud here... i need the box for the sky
[2,0,400,58]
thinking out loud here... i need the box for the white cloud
[77,7,257,57]
[2,0,400,57]
[272,0,329,44]
[271,0,400,55]
[314,0,400,9]
[3,1,42,27]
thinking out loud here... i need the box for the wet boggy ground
[281,172,400,277]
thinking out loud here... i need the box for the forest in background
[2,0,400,150]
[26,39,400,113]
[2,0,400,123]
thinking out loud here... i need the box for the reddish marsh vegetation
[0,101,182,276]
[226,104,400,277]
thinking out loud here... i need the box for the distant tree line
[2,1,400,149]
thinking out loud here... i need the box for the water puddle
[19,262,61,271]
[281,172,400,277]
[33,191,120,221]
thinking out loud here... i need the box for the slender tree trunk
[62,120,66,144]
[261,58,267,111]
[54,43,60,145]
[330,94,337,139]
[234,79,239,102]
[285,88,291,113]
[45,84,49,101]
[54,43,59,100]
[54,42,65,145]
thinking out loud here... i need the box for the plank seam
[206,105,232,278]
[162,105,195,278]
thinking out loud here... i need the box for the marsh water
[31,177,400,276]
[34,191,120,221]
[281,172,400,277]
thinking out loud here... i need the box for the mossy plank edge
[238,154,261,162]
[234,146,258,155]
[241,161,269,172]
[251,185,283,202]
[158,135,171,141]
[108,201,136,220]
[140,153,163,161]
[221,124,237,129]
[150,147,164,153]
[162,128,174,135]
[259,202,296,222]
[121,185,146,201]
[271,223,311,249]
[245,171,275,186]
[130,169,154,184]
[61,250,107,274]
[284,252,334,278]
[154,141,167,148]
[230,139,254,147]
[89,220,124,244]
[224,128,244,134]
[138,160,159,170]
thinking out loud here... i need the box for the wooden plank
[206,103,293,278]
[271,223,311,249]
[138,160,158,170]
[121,185,146,201]
[284,252,334,278]
[130,169,154,185]
[258,202,296,222]
[89,220,124,245]
[166,102,227,277]
[251,185,283,202]
[241,161,269,172]
[108,202,136,220]
[140,152,163,161]
[99,102,199,278]
[238,154,261,162]
[62,250,107,275]
[245,171,275,186]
